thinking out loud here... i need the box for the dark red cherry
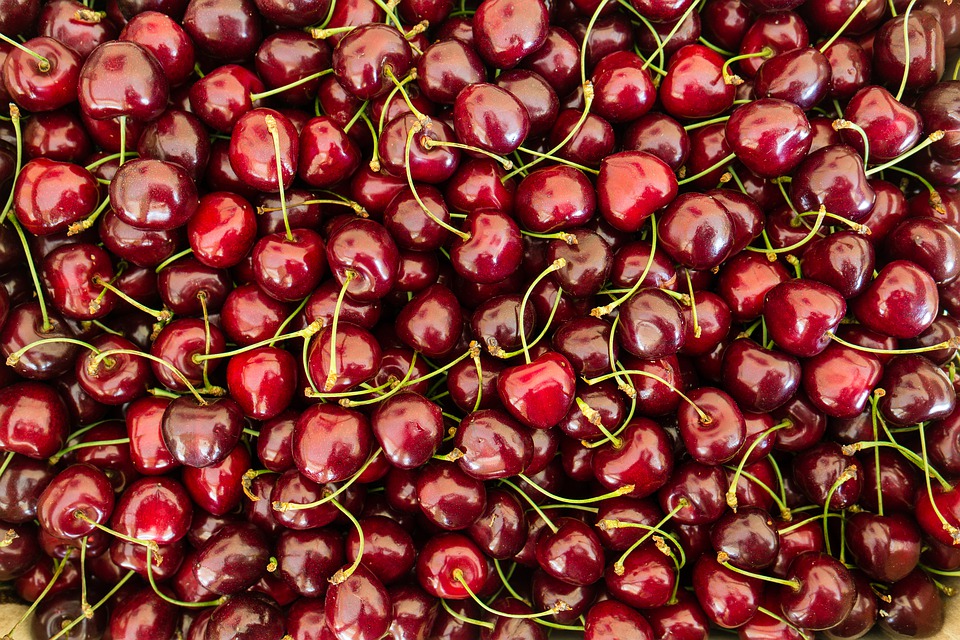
[252,229,328,302]
[678,387,746,465]
[161,396,244,468]
[182,0,262,62]
[226,346,297,421]
[110,158,198,230]
[790,145,876,222]
[325,564,391,640]
[453,83,529,155]
[659,44,736,120]
[885,217,960,285]
[416,461,486,530]
[536,517,605,586]
[326,218,399,301]
[0,381,68,459]
[416,532,488,599]
[873,9,944,92]
[592,418,674,498]
[455,409,532,480]
[763,279,846,357]
[721,337,801,413]
[37,463,114,539]
[754,46,831,109]
[293,403,372,484]
[692,554,762,629]
[110,475,192,544]
[13,158,99,236]
[842,85,922,161]
[2,37,82,113]
[879,354,956,426]
[205,594,284,640]
[779,552,855,631]
[802,343,882,419]
[229,108,298,193]
[793,441,861,509]
[658,192,734,270]
[845,512,921,584]
[371,392,443,470]
[451,209,522,284]
[78,41,168,122]
[473,0,549,69]
[851,260,938,339]
[119,11,194,87]
[603,541,676,609]
[725,98,811,178]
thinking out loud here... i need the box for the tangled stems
[273,448,383,512]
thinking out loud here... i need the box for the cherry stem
[360,112,381,172]
[581,0,615,82]
[264,115,293,241]
[343,100,369,134]
[154,247,194,273]
[384,67,428,123]
[403,122,470,242]
[777,511,845,535]
[919,419,960,544]
[720,47,774,85]
[619,5,666,74]
[0,34,51,72]
[515,146,599,175]
[145,545,224,608]
[328,499,364,584]
[493,559,528,605]
[718,552,801,590]
[822,465,858,556]
[75,511,160,554]
[602,510,688,574]
[843,438,951,490]
[67,195,110,236]
[832,119,870,166]
[93,349,208,405]
[895,0,919,101]
[828,330,958,355]
[514,259,565,364]
[576,396,621,448]
[725,464,792,521]
[647,0,698,71]
[726,419,793,510]
[516,473,635,505]
[870,392,884,517]
[819,0,873,52]
[249,69,333,102]
[84,151,136,172]
[881,165,946,214]
[261,195,367,217]
[92,275,171,322]
[501,478,559,534]
[683,115,731,132]
[592,215,657,317]
[756,606,810,636]
[0,451,12,483]
[471,350,483,413]
[439,598,494,630]
[117,115,127,167]
[323,270,355,392]
[421,138,513,170]
[50,438,130,465]
[378,70,418,134]
[240,468,277,501]
[584,368,712,425]
[4,549,74,638]
[612,497,690,576]
[79,535,90,619]
[795,209,870,234]
[678,152,737,186]
[49,570,136,640]
[867,131,946,176]
[0,105,22,225]
[6,336,102,369]
[452,569,570,619]
[698,37,734,56]
[339,351,424,407]
[7,215,52,332]
[685,270,701,339]
[195,321,321,364]
[273,448,383,512]
[748,205,827,258]
[504,82,594,181]
[310,25,356,39]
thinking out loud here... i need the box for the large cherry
[497,351,576,430]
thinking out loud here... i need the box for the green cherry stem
[49,570,137,640]
[273,448,383,512]
[4,549,74,639]
[726,419,793,510]
[0,105,22,225]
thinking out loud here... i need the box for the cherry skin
[332,23,412,101]
[792,441,861,509]
[37,463,114,539]
[416,532,488,599]
[326,218,400,302]
[659,44,736,120]
[677,387,746,466]
[801,343,882,419]
[161,396,244,469]
[778,552,856,631]
[253,229,328,303]
[878,354,956,426]
[450,209,523,285]
[13,158,99,236]
[879,568,945,638]
[181,0,262,62]
[851,260,939,339]
[592,418,674,498]
[119,11,195,87]
[416,461,487,531]
[226,346,297,421]
[616,288,686,359]
[2,37,82,113]
[845,511,921,584]
[885,217,960,285]
[472,0,549,69]
[597,151,678,233]
[725,98,811,178]
[110,475,193,544]
[371,392,444,470]
[790,144,876,222]
[205,594,285,640]
[841,85,922,161]
[497,351,576,431]
[453,83,530,155]
[0,381,68,459]
[535,517,605,587]
[721,337,801,413]
[873,9,945,92]
[395,283,462,358]
[78,41,169,122]
[604,541,676,609]
[692,554,762,629]
[800,230,876,299]
[454,409,532,480]
[76,334,152,405]
[763,279,846,357]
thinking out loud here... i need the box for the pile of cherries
[1,0,960,637]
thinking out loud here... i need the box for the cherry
[721,337,801,413]
[842,85,922,161]
[299,116,362,189]
[417,461,486,530]
[851,260,939,339]
[189,65,263,133]
[678,387,746,465]
[726,98,811,178]
[13,158,99,236]
[306,321,381,394]
[454,409,532,480]
[451,209,523,284]
[119,11,195,87]
[616,288,686,359]
[205,594,284,640]
[755,46,831,109]
[293,403,372,484]
[763,279,846,357]
[454,83,530,155]
[229,109,298,193]
[497,351,576,431]
[584,599,653,640]
[33,589,107,640]
[326,217,400,301]
[110,475,192,544]
[253,229,328,303]
[593,418,674,498]
[161,396,244,468]
[660,44,736,120]
[692,554,762,629]
[885,217,960,285]
[790,145,876,222]
[193,522,269,595]
[535,516,605,586]
[416,532,488,599]
[597,151,678,233]
[873,9,945,93]
[395,283,462,358]
[2,37,82,113]
[473,0,549,69]
[604,541,676,609]
[879,568,945,638]
[226,346,297,420]
[0,381,68,459]
[778,552,855,631]
[78,41,168,122]
[878,354,956,426]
